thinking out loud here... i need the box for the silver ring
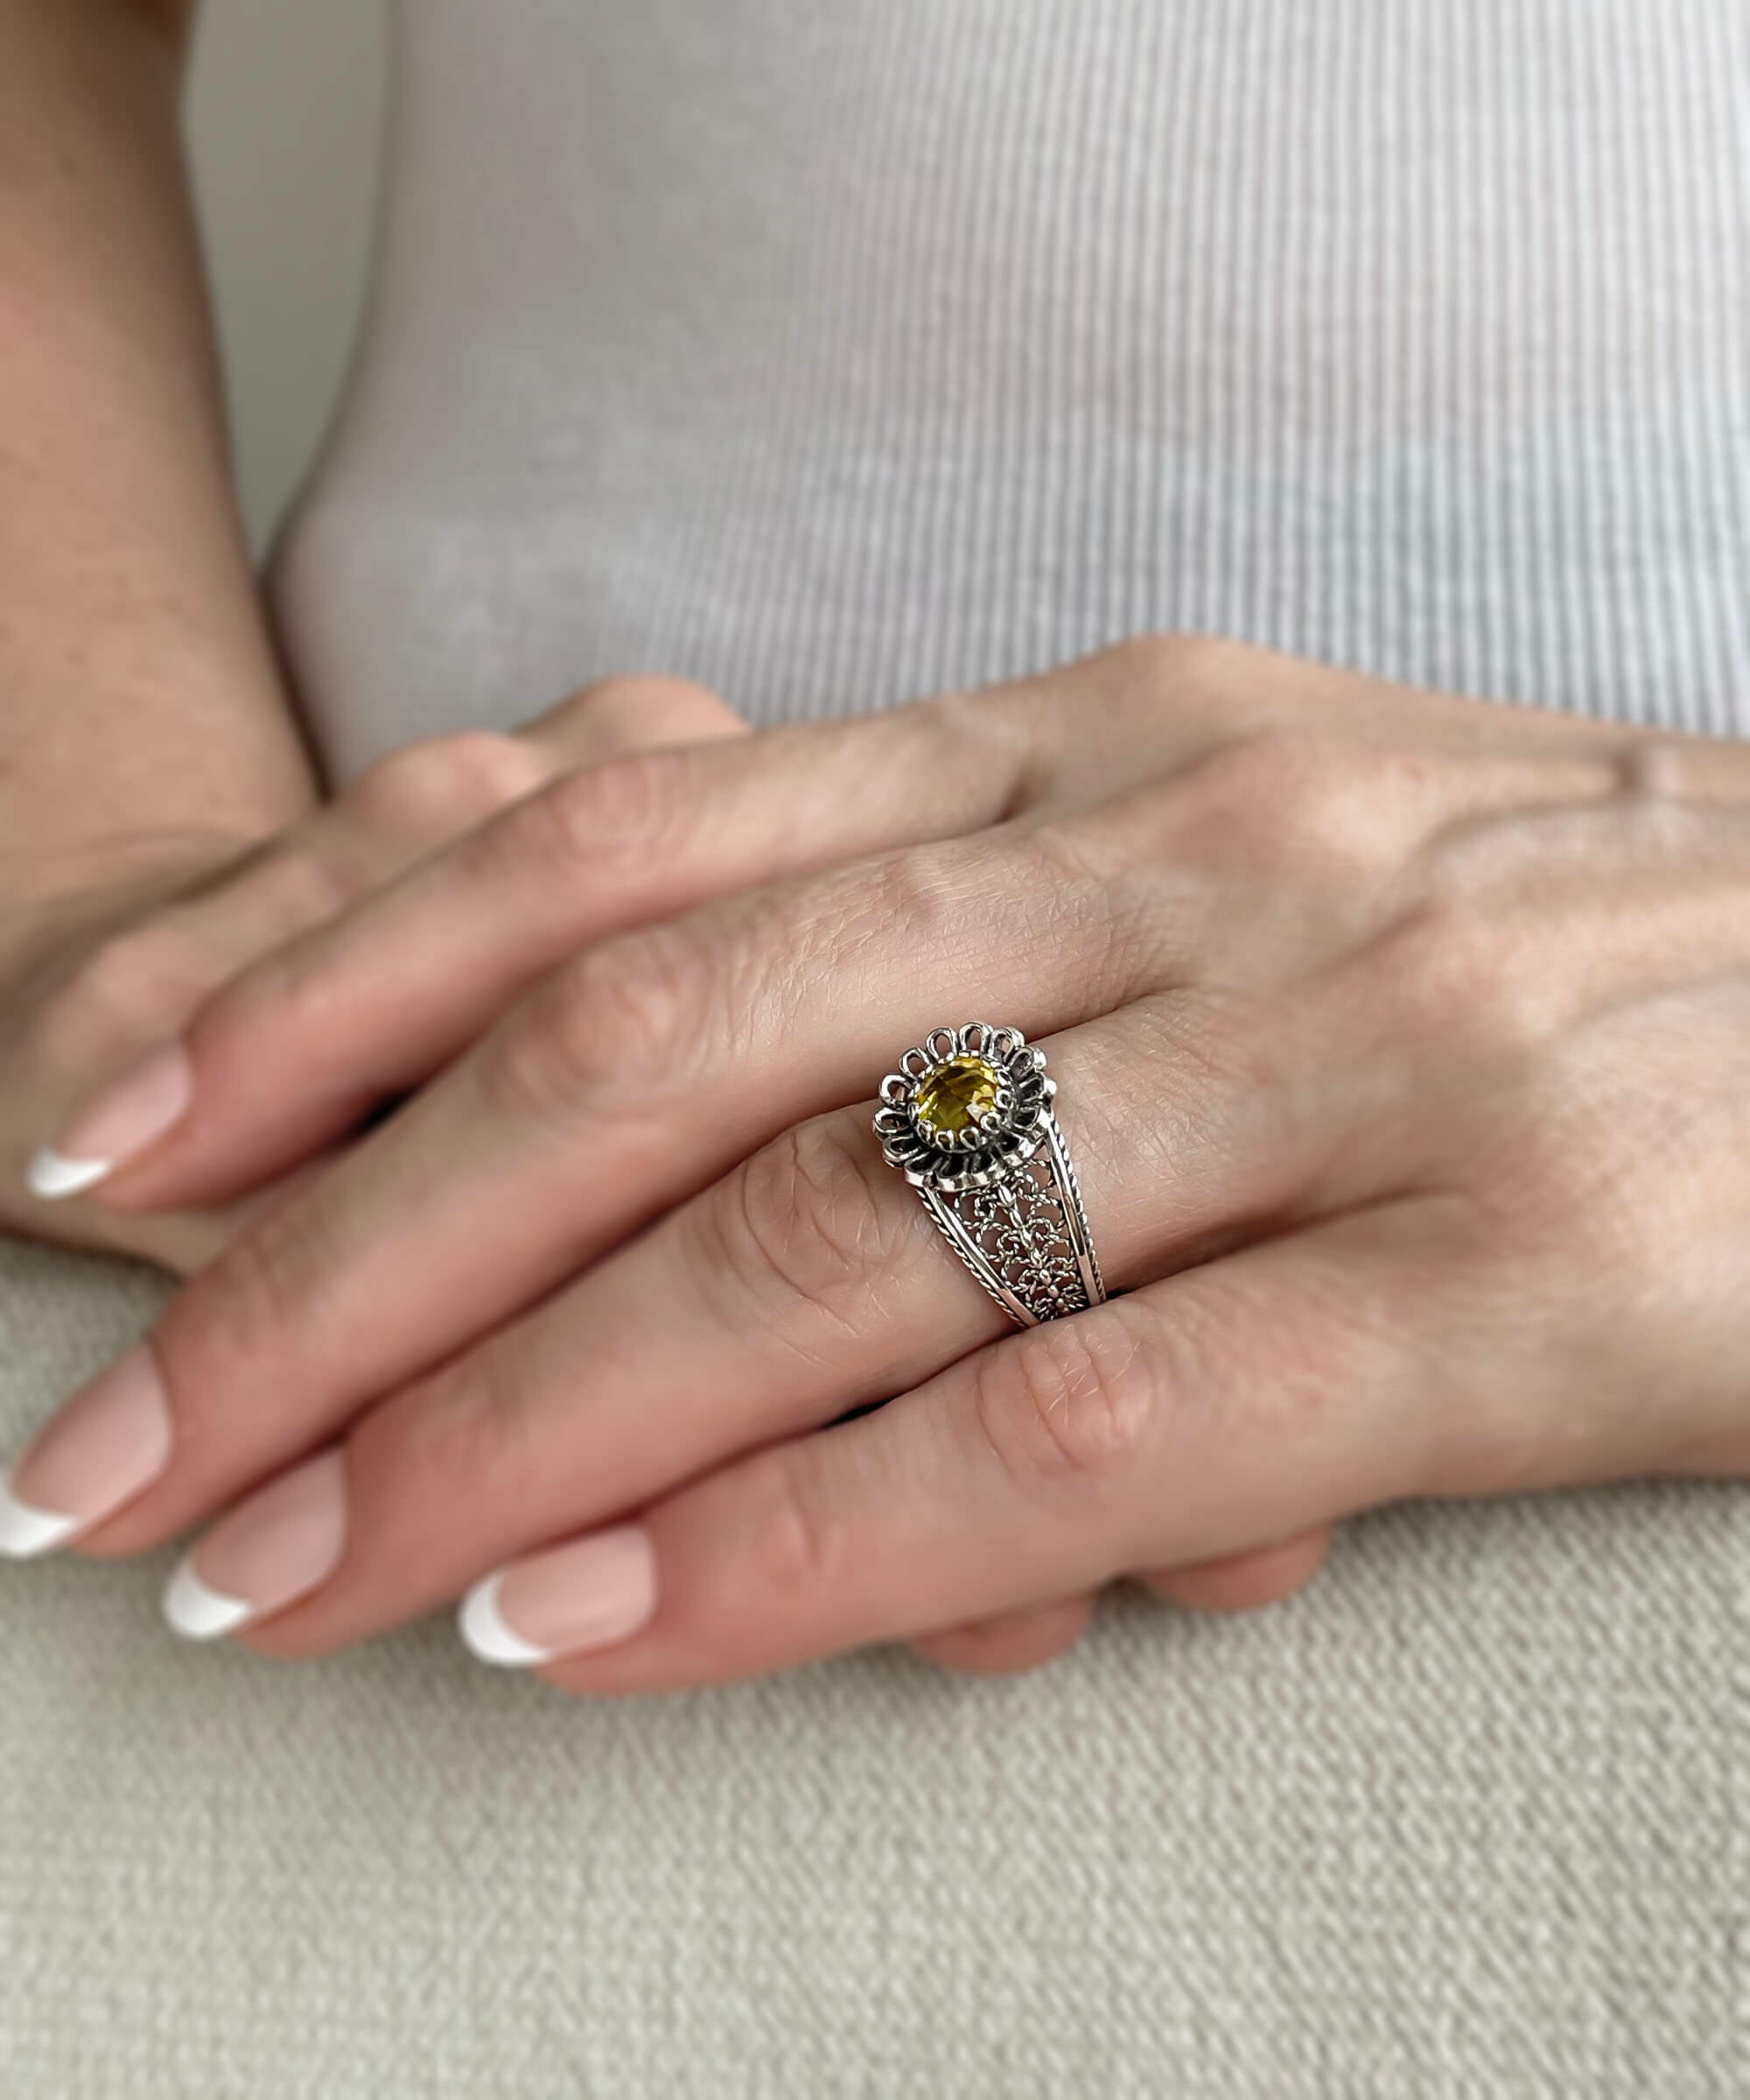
[873,1022,1107,1327]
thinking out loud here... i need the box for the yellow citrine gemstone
[915,1054,1000,1135]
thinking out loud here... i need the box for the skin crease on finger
[7,642,1750,1691]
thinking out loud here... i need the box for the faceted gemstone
[915,1054,1000,1135]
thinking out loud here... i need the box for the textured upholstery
[3,1234,1740,2096]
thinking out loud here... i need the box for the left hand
[10,636,1750,1687]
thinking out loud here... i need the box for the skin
[24,634,1750,1685]
[2,673,752,1268]
[0,0,1261,1656]
[6,6,1744,1678]
[0,0,312,912]
[0,0,307,1264]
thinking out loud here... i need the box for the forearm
[0,0,317,913]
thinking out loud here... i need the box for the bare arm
[0,0,316,923]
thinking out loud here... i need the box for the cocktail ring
[873,1023,1106,1327]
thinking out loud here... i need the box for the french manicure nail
[27,1040,193,1200]
[0,1346,172,1558]
[459,1525,656,1668]
[163,1449,349,1642]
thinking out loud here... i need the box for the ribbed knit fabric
[270,0,1749,778]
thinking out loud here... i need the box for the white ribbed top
[271,0,1749,776]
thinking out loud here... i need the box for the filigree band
[874,1023,1106,1328]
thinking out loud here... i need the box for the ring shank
[919,1109,1106,1327]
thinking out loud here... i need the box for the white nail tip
[458,1572,553,1669]
[0,1476,80,1558]
[25,1147,114,1201]
[162,1557,254,1642]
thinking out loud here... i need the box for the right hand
[0,676,747,1275]
[32,635,1750,1672]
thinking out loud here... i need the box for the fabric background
[2,1233,1742,2096]
[5,3,1747,2091]
[273,0,1750,779]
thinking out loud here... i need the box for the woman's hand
[0,676,746,1275]
[9,637,1750,1686]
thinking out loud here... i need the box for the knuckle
[165,1194,333,1391]
[760,843,962,970]
[348,731,547,839]
[197,861,402,1060]
[895,687,1038,796]
[524,673,741,760]
[229,838,350,929]
[522,745,694,884]
[970,1305,1158,1498]
[35,925,203,1068]
[707,1116,906,1336]
[742,1446,843,1603]
[836,842,952,950]
[572,922,716,1081]
[1087,630,1264,724]
[1015,815,1164,989]
[1195,725,1343,829]
[1371,897,1553,1060]
[82,924,195,1015]
[223,914,356,1053]
[480,921,710,1120]
[1019,808,1131,892]
[567,671,724,730]
[1180,728,1425,878]
[870,844,956,946]
[1090,628,1222,691]
[356,1340,540,1521]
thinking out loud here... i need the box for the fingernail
[163,1449,348,1642]
[27,1040,192,1200]
[459,1524,656,1668]
[0,1346,172,1558]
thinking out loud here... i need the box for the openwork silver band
[873,1023,1106,1328]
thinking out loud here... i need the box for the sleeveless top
[268,0,1750,778]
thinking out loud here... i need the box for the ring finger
[150,984,1399,1655]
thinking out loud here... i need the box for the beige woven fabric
[6,8,1747,2089]
[2,1233,1742,2096]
